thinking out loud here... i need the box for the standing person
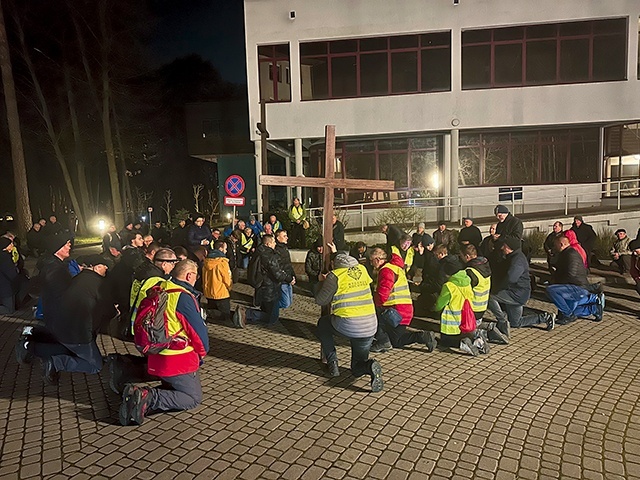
[305,237,324,295]
[571,215,597,268]
[150,221,169,245]
[120,221,135,246]
[433,222,454,249]
[238,227,256,269]
[314,252,384,392]
[487,238,556,335]
[42,215,63,238]
[202,240,234,326]
[458,218,482,249]
[610,228,632,274]
[382,224,404,251]
[332,214,346,251]
[369,248,436,353]
[171,219,188,248]
[479,224,499,259]
[275,229,295,309]
[102,224,122,259]
[288,197,307,249]
[494,205,523,243]
[237,235,294,326]
[119,260,209,426]
[544,221,564,273]
[26,222,44,257]
[187,215,212,254]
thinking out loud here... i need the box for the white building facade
[243,0,640,222]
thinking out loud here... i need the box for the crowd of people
[1,203,636,426]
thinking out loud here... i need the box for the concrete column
[295,138,303,201]
[450,129,460,223]
[254,140,263,217]
[285,156,292,206]
[443,132,452,222]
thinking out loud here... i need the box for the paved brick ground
[1,270,640,479]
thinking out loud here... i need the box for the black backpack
[247,252,264,288]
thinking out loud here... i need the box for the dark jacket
[571,222,597,254]
[255,244,293,303]
[150,226,169,245]
[305,249,322,284]
[552,247,589,286]
[458,225,482,248]
[225,238,239,271]
[53,269,115,344]
[171,225,188,248]
[492,249,531,305]
[496,213,523,243]
[385,224,404,249]
[187,224,212,248]
[433,229,454,249]
[38,255,73,328]
[102,231,122,254]
[544,232,563,257]
[26,228,43,255]
[119,227,135,246]
[108,247,146,311]
[466,256,492,288]
[479,235,497,258]
[275,241,295,278]
[333,221,346,251]
[0,250,17,298]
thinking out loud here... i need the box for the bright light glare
[226,213,231,220]
[431,173,439,190]
[141,216,147,221]
[97,219,106,232]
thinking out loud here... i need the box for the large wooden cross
[260,125,395,269]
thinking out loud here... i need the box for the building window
[258,44,291,102]
[458,127,599,186]
[462,18,627,89]
[300,32,451,100]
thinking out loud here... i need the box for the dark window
[300,31,451,100]
[462,17,627,90]
[380,153,408,188]
[258,44,291,102]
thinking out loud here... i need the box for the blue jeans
[240,254,250,269]
[488,290,546,328]
[151,371,202,413]
[246,299,280,325]
[278,283,293,309]
[546,284,598,318]
[316,315,373,377]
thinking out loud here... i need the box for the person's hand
[296,220,301,224]
[327,242,337,253]
[319,272,328,281]
[417,244,425,255]
[291,277,296,285]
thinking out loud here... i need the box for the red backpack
[459,299,477,334]
[133,284,191,355]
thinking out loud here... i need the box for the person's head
[212,228,221,240]
[573,215,583,227]
[269,214,277,224]
[417,222,425,234]
[214,240,227,253]
[356,241,366,254]
[263,223,273,234]
[498,237,520,255]
[293,197,301,207]
[262,234,276,249]
[397,233,412,252]
[154,221,161,228]
[494,205,510,222]
[194,215,205,227]
[131,233,144,248]
[0,237,13,252]
[332,214,337,225]
[231,230,242,242]
[463,218,473,228]
[153,248,178,275]
[369,247,387,270]
[145,242,162,260]
[381,224,389,234]
[249,216,257,224]
[615,229,627,240]
[143,235,154,247]
[38,218,46,227]
[461,244,478,263]
[555,236,570,252]
[81,255,112,277]
[49,215,57,224]
[33,223,41,232]
[125,221,133,230]
[237,220,246,231]
[244,227,253,237]
[422,234,435,251]
[434,245,448,259]
[134,222,142,230]
[438,221,446,232]
[55,240,72,260]
[173,246,188,260]
[553,221,563,233]
[276,229,288,244]
[172,259,199,286]
[178,219,186,228]
[489,223,497,236]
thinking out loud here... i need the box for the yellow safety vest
[380,262,412,307]
[156,279,195,357]
[241,232,254,252]
[466,267,491,313]
[11,248,19,265]
[290,205,305,220]
[440,281,474,336]
[391,245,414,271]
[331,264,376,318]
[130,276,165,328]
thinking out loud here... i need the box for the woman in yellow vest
[314,252,383,393]
[288,197,307,249]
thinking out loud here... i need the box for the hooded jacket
[466,256,491,287]
[202,249,232,300]
[433,270,473,312]
[374,253,413,325]
[564,230,588,268]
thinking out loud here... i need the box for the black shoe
[109,356,125,395]
[473,330,490,355]
[486,323,509,345]
[545,312,556,331]
[460,337,480,357]
[231,308,243,328]
[327,360,340,377]
[370,340,392,353]
[131,387,153,425]
[15,335,34,365]
[421,331,437,352]
[496,319,510,339]
[41,358,59,386]
[119,384,136,426]
[369,360,383,393]
[594,303,604,322]
[556,315,577,326]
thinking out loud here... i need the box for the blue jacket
[248,220,263,236]
[173,278,209,354]
[187,224,212,248]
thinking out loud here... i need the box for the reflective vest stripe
[466,267,491,313]
[290,206,304,220]
[334,289,370,301]
[331,265,375,318]
[333,298,376,309]
[158,280,195,356]
[440,282,474,336]
[391,246,414,270]
[380,263,412,307]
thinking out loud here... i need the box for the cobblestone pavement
[1,272,640,480]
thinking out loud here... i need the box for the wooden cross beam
[260,125,395,270]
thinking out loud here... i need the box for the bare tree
[0,0,32,236]
[193,184,204,213]
[134,187,152,218]
[206,188,219,225]
[162,189,172,224]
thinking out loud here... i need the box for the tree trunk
[0,1,31,236]
[112,105,133,222]
[64,63,91,233]
[13,13,86,234]
[99,2,124,228]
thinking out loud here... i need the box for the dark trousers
[0,296,15,315]
[376,308,422,348]
[316,315,373,377]
[612,255,632,274]
[52,342,103,374]
[151,371,203,413]
[290,222,306,249]
[488,290,546,328]
[206,298,231,323]
[246,299,280,325]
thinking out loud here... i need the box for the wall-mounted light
[453,0,460,5]
[289,10,296,20]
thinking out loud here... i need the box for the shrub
[375,207,419,229]
[523,230,546,257]
[594,226,615,259]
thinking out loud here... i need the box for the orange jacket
[202,253,232,300]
